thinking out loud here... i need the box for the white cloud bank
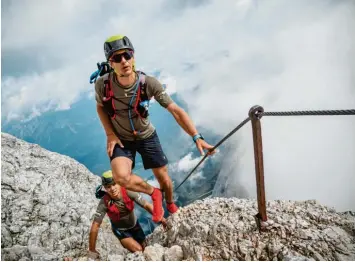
[2,0,355,210]
[170,152,207,186]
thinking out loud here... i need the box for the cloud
[201,1,355,211]
[175,152,205,172]
[2,0,355,211]
[1,64,92,122]
[1,0,105,51]
[169,152,207,184]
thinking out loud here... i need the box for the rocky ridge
[143,197,355,261]
[1,133,127,260]
[2,133,354,261]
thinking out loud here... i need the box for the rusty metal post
[249,105,267,228]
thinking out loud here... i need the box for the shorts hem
[109,154,133,162]
[143,161,168,170]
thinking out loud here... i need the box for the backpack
[90,62,151,135]
[95,185,134,223]
[101,70,150,120]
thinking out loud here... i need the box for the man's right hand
[107,133,124,157]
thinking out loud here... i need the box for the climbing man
[88,170,166,258]
[94,34,216,223]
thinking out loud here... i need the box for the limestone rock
[146,198,355,261]
[144,243,165,261]
[125,251,145,261]
[1,133,126,261]
[164,245,184,261]
[3,133,355,261]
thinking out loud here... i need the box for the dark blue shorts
[111,221,146,243]
[110,130,168,170]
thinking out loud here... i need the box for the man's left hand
[161,217,167,229]
[160,217,171,232]
[196,139,216,156]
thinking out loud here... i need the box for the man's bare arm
[96,104,124,155]
[143,201,154,215]
[96,104,115,136]
[166,102,216,156]
[89,221,101,253]
[166,103,199,137]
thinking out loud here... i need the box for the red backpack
[101,71,150,136]
[103,187,134,223]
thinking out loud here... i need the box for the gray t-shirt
[93,190,146,230]
[95,71,173,141]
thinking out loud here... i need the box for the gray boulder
[146,198,355,260]
[3,133,355,261]
[164,245,184,261]
[1,133,126,260]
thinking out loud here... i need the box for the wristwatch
[193,133,204,143]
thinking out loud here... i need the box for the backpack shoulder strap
[102,72,110,81]
[102,72,110,88]
[103,194,110,207]
[102,73,113,98]
[121,187,134,211]
[136,70,146,85]
[121,187,129,200]
[136,71,148,101]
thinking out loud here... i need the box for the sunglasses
[110,51,133,63]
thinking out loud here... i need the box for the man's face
[109,49,134,77]
[104,183,120,198]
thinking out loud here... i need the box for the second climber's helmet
[104,35,134,60]
[101,170,115,186]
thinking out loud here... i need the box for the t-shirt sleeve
[146,76,173,108]
[93,199,107,223]
[126,190,147,208]
[94,77,104,106]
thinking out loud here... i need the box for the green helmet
[101,170,115,186]
[104,35,134,60]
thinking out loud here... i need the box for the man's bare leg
[152,165,179,214]
[152,165,173,202]
[119,238,143,252]
[110,156,163,222]
[111,157,153,195]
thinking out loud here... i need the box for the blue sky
[2,0,355,211]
